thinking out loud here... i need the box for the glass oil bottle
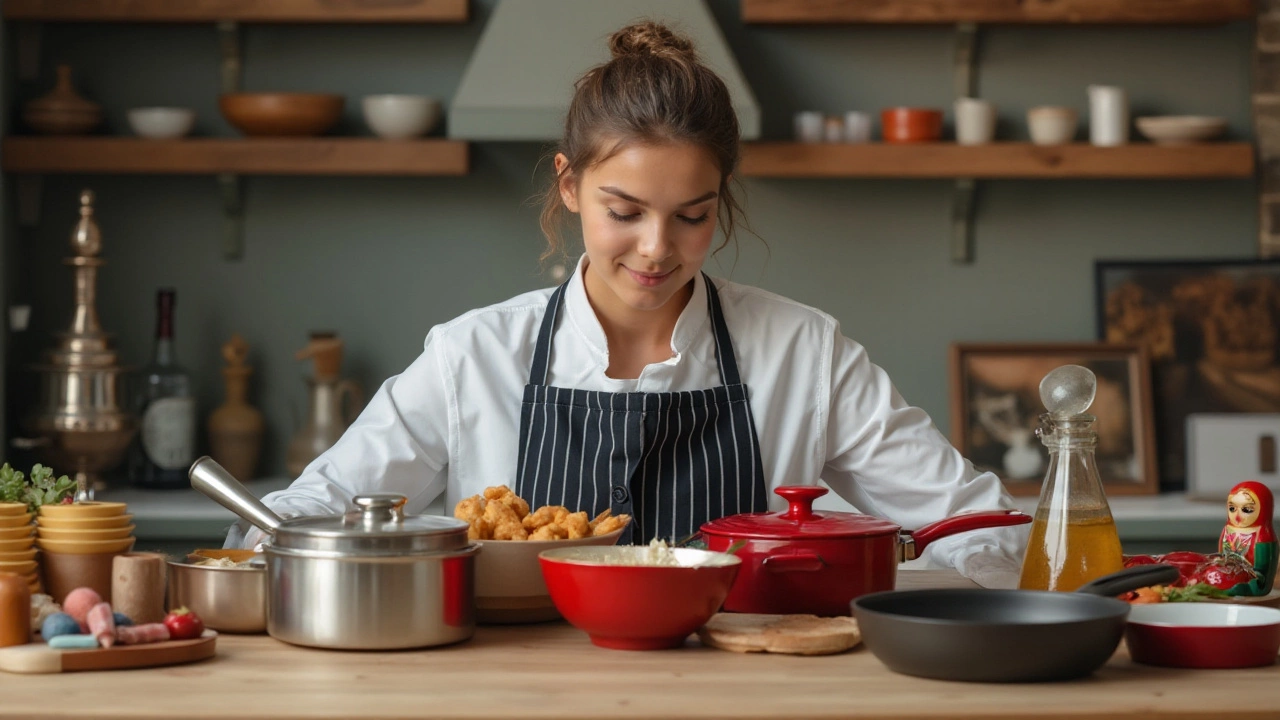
[1018,365,1124,592]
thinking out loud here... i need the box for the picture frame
[949,342,1158,497]
[1095,259,1280,492]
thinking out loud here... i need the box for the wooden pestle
[111,552,167,624]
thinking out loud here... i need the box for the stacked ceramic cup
[0,503,39,595]
[35,502,135,604]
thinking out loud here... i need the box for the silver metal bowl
[167,552,266,634]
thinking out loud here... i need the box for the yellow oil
[1018,510,1123,592]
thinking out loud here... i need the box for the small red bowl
[1125,603,1280,669]
[539,546,741,650]
[881,107,944,143]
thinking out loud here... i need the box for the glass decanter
[1017,365,1125,592]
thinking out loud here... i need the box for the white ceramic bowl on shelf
[1135,115,1227,145]
[127,107,196,139]
[361,95,441,140]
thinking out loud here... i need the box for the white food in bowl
[362,94,441,139]
[540,542,742,568]
[127,107,196,139]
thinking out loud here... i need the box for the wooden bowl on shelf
[219,93,344,137]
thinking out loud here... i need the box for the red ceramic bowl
[881,107,944,143]
[1126,603,1280,669]
[538,546,740,650]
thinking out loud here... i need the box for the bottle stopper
[1039,365,1096,417]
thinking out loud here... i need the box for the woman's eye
[678,214,710,226]
[606,208,639,222]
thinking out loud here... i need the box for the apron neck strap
[528,272,742,387]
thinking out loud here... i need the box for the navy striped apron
[514,274,768,544]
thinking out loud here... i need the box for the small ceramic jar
[881,107,944,143]
[0,572,32,648]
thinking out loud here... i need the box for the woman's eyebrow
[598,186,718,207]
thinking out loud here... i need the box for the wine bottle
[131,288,196,489]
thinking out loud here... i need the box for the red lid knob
[775,485,827,522]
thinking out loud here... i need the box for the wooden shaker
[0,572,32,648]
[208,334,265,482]
[111,552,167,624]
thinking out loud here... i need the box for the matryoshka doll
[1219,481,1277,597]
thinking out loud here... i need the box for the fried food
[451,485,631,541]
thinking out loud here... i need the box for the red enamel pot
[700,486,1032,616]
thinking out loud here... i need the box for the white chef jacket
[229,256,1027,571]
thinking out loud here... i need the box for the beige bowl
[0,514,33,529]
[39,501,126,519]
[40,549,124,604]
[36,536,135,555]
[0,502,28,517]
[0,526,34,540]
[0,560,37,575]
[37,525,135,541]
[37,514,133,530]
[1135,115,1227,145]
[474,528,624,624]
[0,548,37,562]
[0,537,34,552]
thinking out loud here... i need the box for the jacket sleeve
[818,325,1028,571]
[225,327,454,549]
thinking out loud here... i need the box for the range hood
[448,0,760,141]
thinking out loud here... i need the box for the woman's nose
[637,219,673,260]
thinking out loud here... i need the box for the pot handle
[901,509,1031,561]
[1075,564,1181,598]
[762,553,826,573]
[189,456,284,535]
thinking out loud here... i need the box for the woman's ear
[554,153,580,213]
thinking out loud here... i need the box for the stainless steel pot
[188,456,477,650]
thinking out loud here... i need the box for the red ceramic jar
[700,486,1031,617]
[881,107,944,143]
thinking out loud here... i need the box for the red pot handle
[762,552,826,573]
[774,485,828,522]
[904,509,1031,560]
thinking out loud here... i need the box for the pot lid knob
[352,494,407,526]
[775,486,827,522]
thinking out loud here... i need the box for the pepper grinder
[207,334,265,482]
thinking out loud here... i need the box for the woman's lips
[626,267,674,287]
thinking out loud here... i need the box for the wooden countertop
[6,571,1279,720]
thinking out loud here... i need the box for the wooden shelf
[1,0,469,23]
[739,142,1255,179]
[742,0,1255,24]
[0,137,470,176]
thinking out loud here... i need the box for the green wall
[4,1,1257,481]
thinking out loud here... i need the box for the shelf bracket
[954,22,979,99]
[16,23,42,82]
[952,179,977,264]
[218,173,244,261]
[218,20,242,94]
[16,176,43,228]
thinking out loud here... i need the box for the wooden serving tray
[0,630,216,674]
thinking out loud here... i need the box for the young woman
[228,22,1027,581]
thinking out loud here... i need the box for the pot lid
[700,486,901,539]
[272,494,470,555]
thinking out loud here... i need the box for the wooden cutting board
[0,630,216,674]
[697,614,861,656]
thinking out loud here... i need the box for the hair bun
[609,21,697,61]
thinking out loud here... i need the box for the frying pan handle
[902,509,1032,561]
[1074,564,1181,598]
[762,552,826,573]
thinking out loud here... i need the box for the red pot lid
[700,486,901,540]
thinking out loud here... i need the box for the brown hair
[538,21,749,262]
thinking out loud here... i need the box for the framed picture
[1095,259,1280,492]
[949,342,1158,497]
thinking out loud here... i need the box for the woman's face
[557,141,722,315]
[1228,490,1259,529]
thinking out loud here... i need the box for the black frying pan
[852,564,1181,683]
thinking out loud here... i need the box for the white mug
[1088,85,1128,147]
[794,111,825,143]
[843,111,871,143]
[954,98,997,145]
[1027,106,1078,145]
